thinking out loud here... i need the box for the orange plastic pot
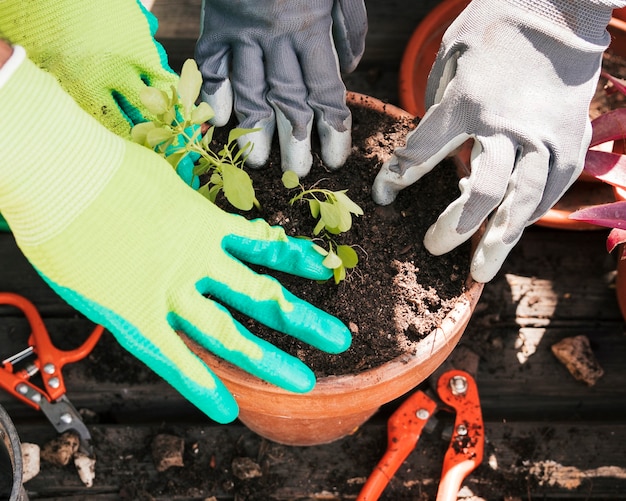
[185,92,484,446]
[398,1,626,230]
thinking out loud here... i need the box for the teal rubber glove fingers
[196,0,367,176]
[0,0,177,137]
[372,0,615,283]
[0,213,9,232]
[0,49,351,423]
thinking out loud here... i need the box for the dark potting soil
[210,96,471,377]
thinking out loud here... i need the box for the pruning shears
[357,369,484,501]
[0,292,104,456]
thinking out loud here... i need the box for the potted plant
[570,87,626,319]
[135,61,485,447]
[398,0,626,230]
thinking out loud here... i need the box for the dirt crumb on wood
[151,434,185,472]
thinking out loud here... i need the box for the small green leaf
[210,172,222,186]
[207,184,222,203]
[202,126,215,149]
[155,137,175,155]
[337,245,359,269]
[191,101,215,125]
[170,84,179,107]
[322,250,343,269]
[130,121,156,145]
[319,201,341,230]
[334,190,364,216]
[228,127,260,144]
[312,244,328,256]
[334,204,354,233]
[333,265,346,284]
[162,107,177,127]
[140,87,170,116]
[165,151,186,169]
[282,171,300,189]
[221,163,255,211]
[198,183,211,200]
[178,59,203,118]
[146,127,175,148]
[325,225,342,235]
[308,199,320,219]
[193,157,211,176]
[313,218,326,236]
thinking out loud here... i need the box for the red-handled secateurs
[357,369,484,501]
[0,292,104,456]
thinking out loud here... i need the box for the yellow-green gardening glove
[0,0,198,188]
[0,47,351,423]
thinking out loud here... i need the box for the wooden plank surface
[3,225,626,499]
[12,420,626,500]
[2,1,626,498]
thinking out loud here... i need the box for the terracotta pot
[185,92,485,446]
[398,1,626,230]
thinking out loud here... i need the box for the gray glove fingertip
[371,156,403,205]
[274,107,313,177]
[318,117,352,170]
[281,136,313,177]
[237,118,276,169]
[469,234,519,284]
[201,82,233,127]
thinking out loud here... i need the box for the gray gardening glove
[372,0,623,283]
[195,0,367,177]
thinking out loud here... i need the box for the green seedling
[282,170,362,283]
[131,59,259,211]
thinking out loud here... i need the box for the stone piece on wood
[151,434,184,472]
[551,335,604,386]
[74,451,96,487]
[232,457,263,480]
[20,443,40,483]
[41,431,79,466]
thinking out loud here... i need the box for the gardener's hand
[0,0,197,186]
[0,48,351,423]
[195,0,367,177]
[372,0,615,282]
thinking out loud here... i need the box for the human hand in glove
[195,0,367,177]
[372,0,619,282]
[0,46,351,423]
[0,0,198,186]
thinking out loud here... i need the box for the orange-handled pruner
[0,292,104,455]
[357,369,484,501]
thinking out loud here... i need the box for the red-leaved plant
[570,72,626,258]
